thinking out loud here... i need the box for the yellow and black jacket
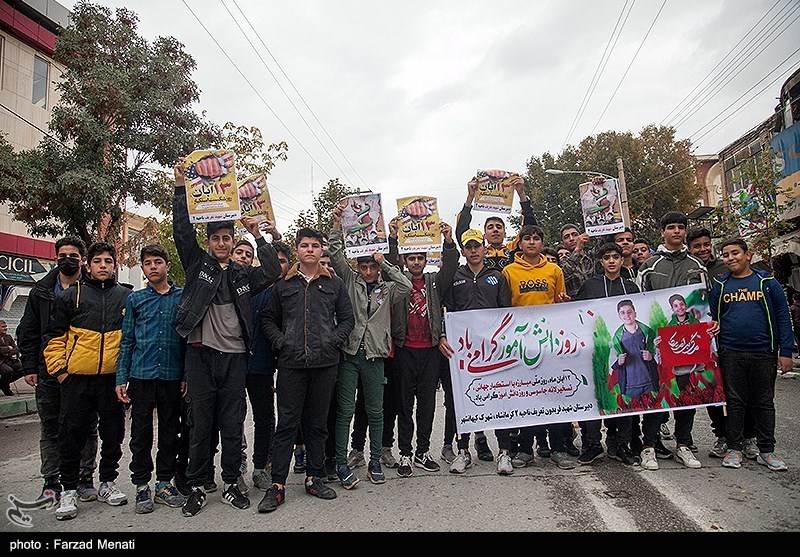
[43,275,131,377]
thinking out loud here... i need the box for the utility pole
[616,156,631,227]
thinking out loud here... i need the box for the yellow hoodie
[502,252,566,307]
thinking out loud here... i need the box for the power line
[561,0,635,150]
[220,0,359,189]
[179,0,335,199]
[0,102,65,147]
[590,0,668,135]
[628,165,695,200]
[671,5,800,129]
[660,0,786,126]
[231,0,370,191]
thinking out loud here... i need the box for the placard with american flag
[183,150,241,223]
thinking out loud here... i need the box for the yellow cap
[460,229,484,246]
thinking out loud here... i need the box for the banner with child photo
[444,284,725,434]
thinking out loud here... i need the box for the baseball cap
[461,229,484,246]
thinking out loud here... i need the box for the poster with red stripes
[183,150,241,223]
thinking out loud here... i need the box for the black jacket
[575,274,640,301]
[443,264,511,312]
[17,267,82,383]
[172,187,281,348]
[262,264,355,369]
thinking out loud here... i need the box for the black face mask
[57,257,81,276]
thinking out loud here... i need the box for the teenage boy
[560,223,595,298]
[687,228,727,279]
[632,239,652,265]
[330,203,412,488]
[636,212,705,470]
[440,229,511,473]
[387,219,458,477]
[258,228,355,512]
[172,159,281,517]
[710,239,791,472]
[248,240,291,491]
[18,236,99,508]
[501,225,574,471]
[574,243,640,466]
[610,228,638,280]
[44,242,131,520]
[116,245,186,514]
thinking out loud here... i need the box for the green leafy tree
[524,125,700,247]
[0,1,218,248]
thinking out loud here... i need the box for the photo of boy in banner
[611,299,660,400]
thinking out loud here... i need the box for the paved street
[1,374,798,534]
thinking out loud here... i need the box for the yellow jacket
[502,252,565,307]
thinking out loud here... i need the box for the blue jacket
[709,268,794,357]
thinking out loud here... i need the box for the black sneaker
[413,452,441,472]
[203,479,218,493]
[397,455,413,477]
[174,472,190,497]
[654,439,674,459]
[258,484,285,513]
[615,445,639,466]
[475,436,494,461]
[536,445,552,459]
[305,477,337,500]
[181,488,206,517]
[221,483,250,510]
[35,481,61,509]
[577,444,605,465]
[323,457,338,484]
[293,448,306,474]
[564,440,581,458]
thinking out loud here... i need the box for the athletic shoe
[497,452,513,475]
[640,448,659,470]
[744,438,759,460]
[347,449,365,469]
[475,435,494,461]
[305,477,337,499]
[381,447,399,469]
[237,474,249,496]
[252,468,271,491]
[550,451,576,470]
[293,448,306,474]
[77,478,97,502]
[324,458,338,483]
[577,445,605,465]
[413,452,441,472]
[564,440,580,458]
[154,482,185,507]
[35,482,61,509]
[337,465,360,489]
[181,488,206,517]
[97,481,127,506]
[722,449,743,469]
[449,450,473,474]
[203,479,218,493]
[258,484,285,513]
[397,455,413,477]
[536,442,552,459]
[174,472,190,497]
[55,489,78,521]
[757,452,788,471]
[441,444,456,464]
[709,437,727,458]
[134,485,154,514]
[688,443,699,453]
[675,446,702,469]
[615,444,639,466]
[660,422,674,440]
[654,439,674,459]
[511,451,535,468]
[606,441,618,460]
[221,483,250,509]
[367,459,386,484]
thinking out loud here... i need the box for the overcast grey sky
[65,1,800,234]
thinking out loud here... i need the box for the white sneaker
[97,481,128,506]
[496,451,513,475]
[449,450,472,474]
[640,448,659,470]
[675,446,702,469]
[55,489,78,520]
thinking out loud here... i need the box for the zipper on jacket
[97,282,106,374]
[303,280,309,364]
[65,335,79,372]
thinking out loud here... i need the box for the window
[32,55,48,108]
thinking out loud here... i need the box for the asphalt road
[1,374,798,535]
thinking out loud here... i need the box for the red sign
[658,322,714,371]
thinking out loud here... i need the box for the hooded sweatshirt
[501,252,566,307]
[637,244,707,292]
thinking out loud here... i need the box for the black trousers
[0,358,24,388]
[579,420,603,448]
[439,354,457,447]
[185,346,247,486]
[396,346,440,457]
[271,365,337,485]
[519,423,572,453]
[643,408,695,447]
[128,378,182,485]
[351,357,397,451]
[246,373,275,470]
[59,374,125,490]
[719,349,778,453]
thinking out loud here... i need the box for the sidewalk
[0,378,36,418]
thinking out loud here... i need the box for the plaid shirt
[562,250,595,297]
[116,282,185,385]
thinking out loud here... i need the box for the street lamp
[544,167,630,227]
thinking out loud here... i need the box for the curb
[0,396,37,419]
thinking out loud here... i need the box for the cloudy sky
[64,0,800,233]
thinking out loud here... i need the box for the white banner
[444,285,724,433]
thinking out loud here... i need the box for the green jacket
[329,229,412,359]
